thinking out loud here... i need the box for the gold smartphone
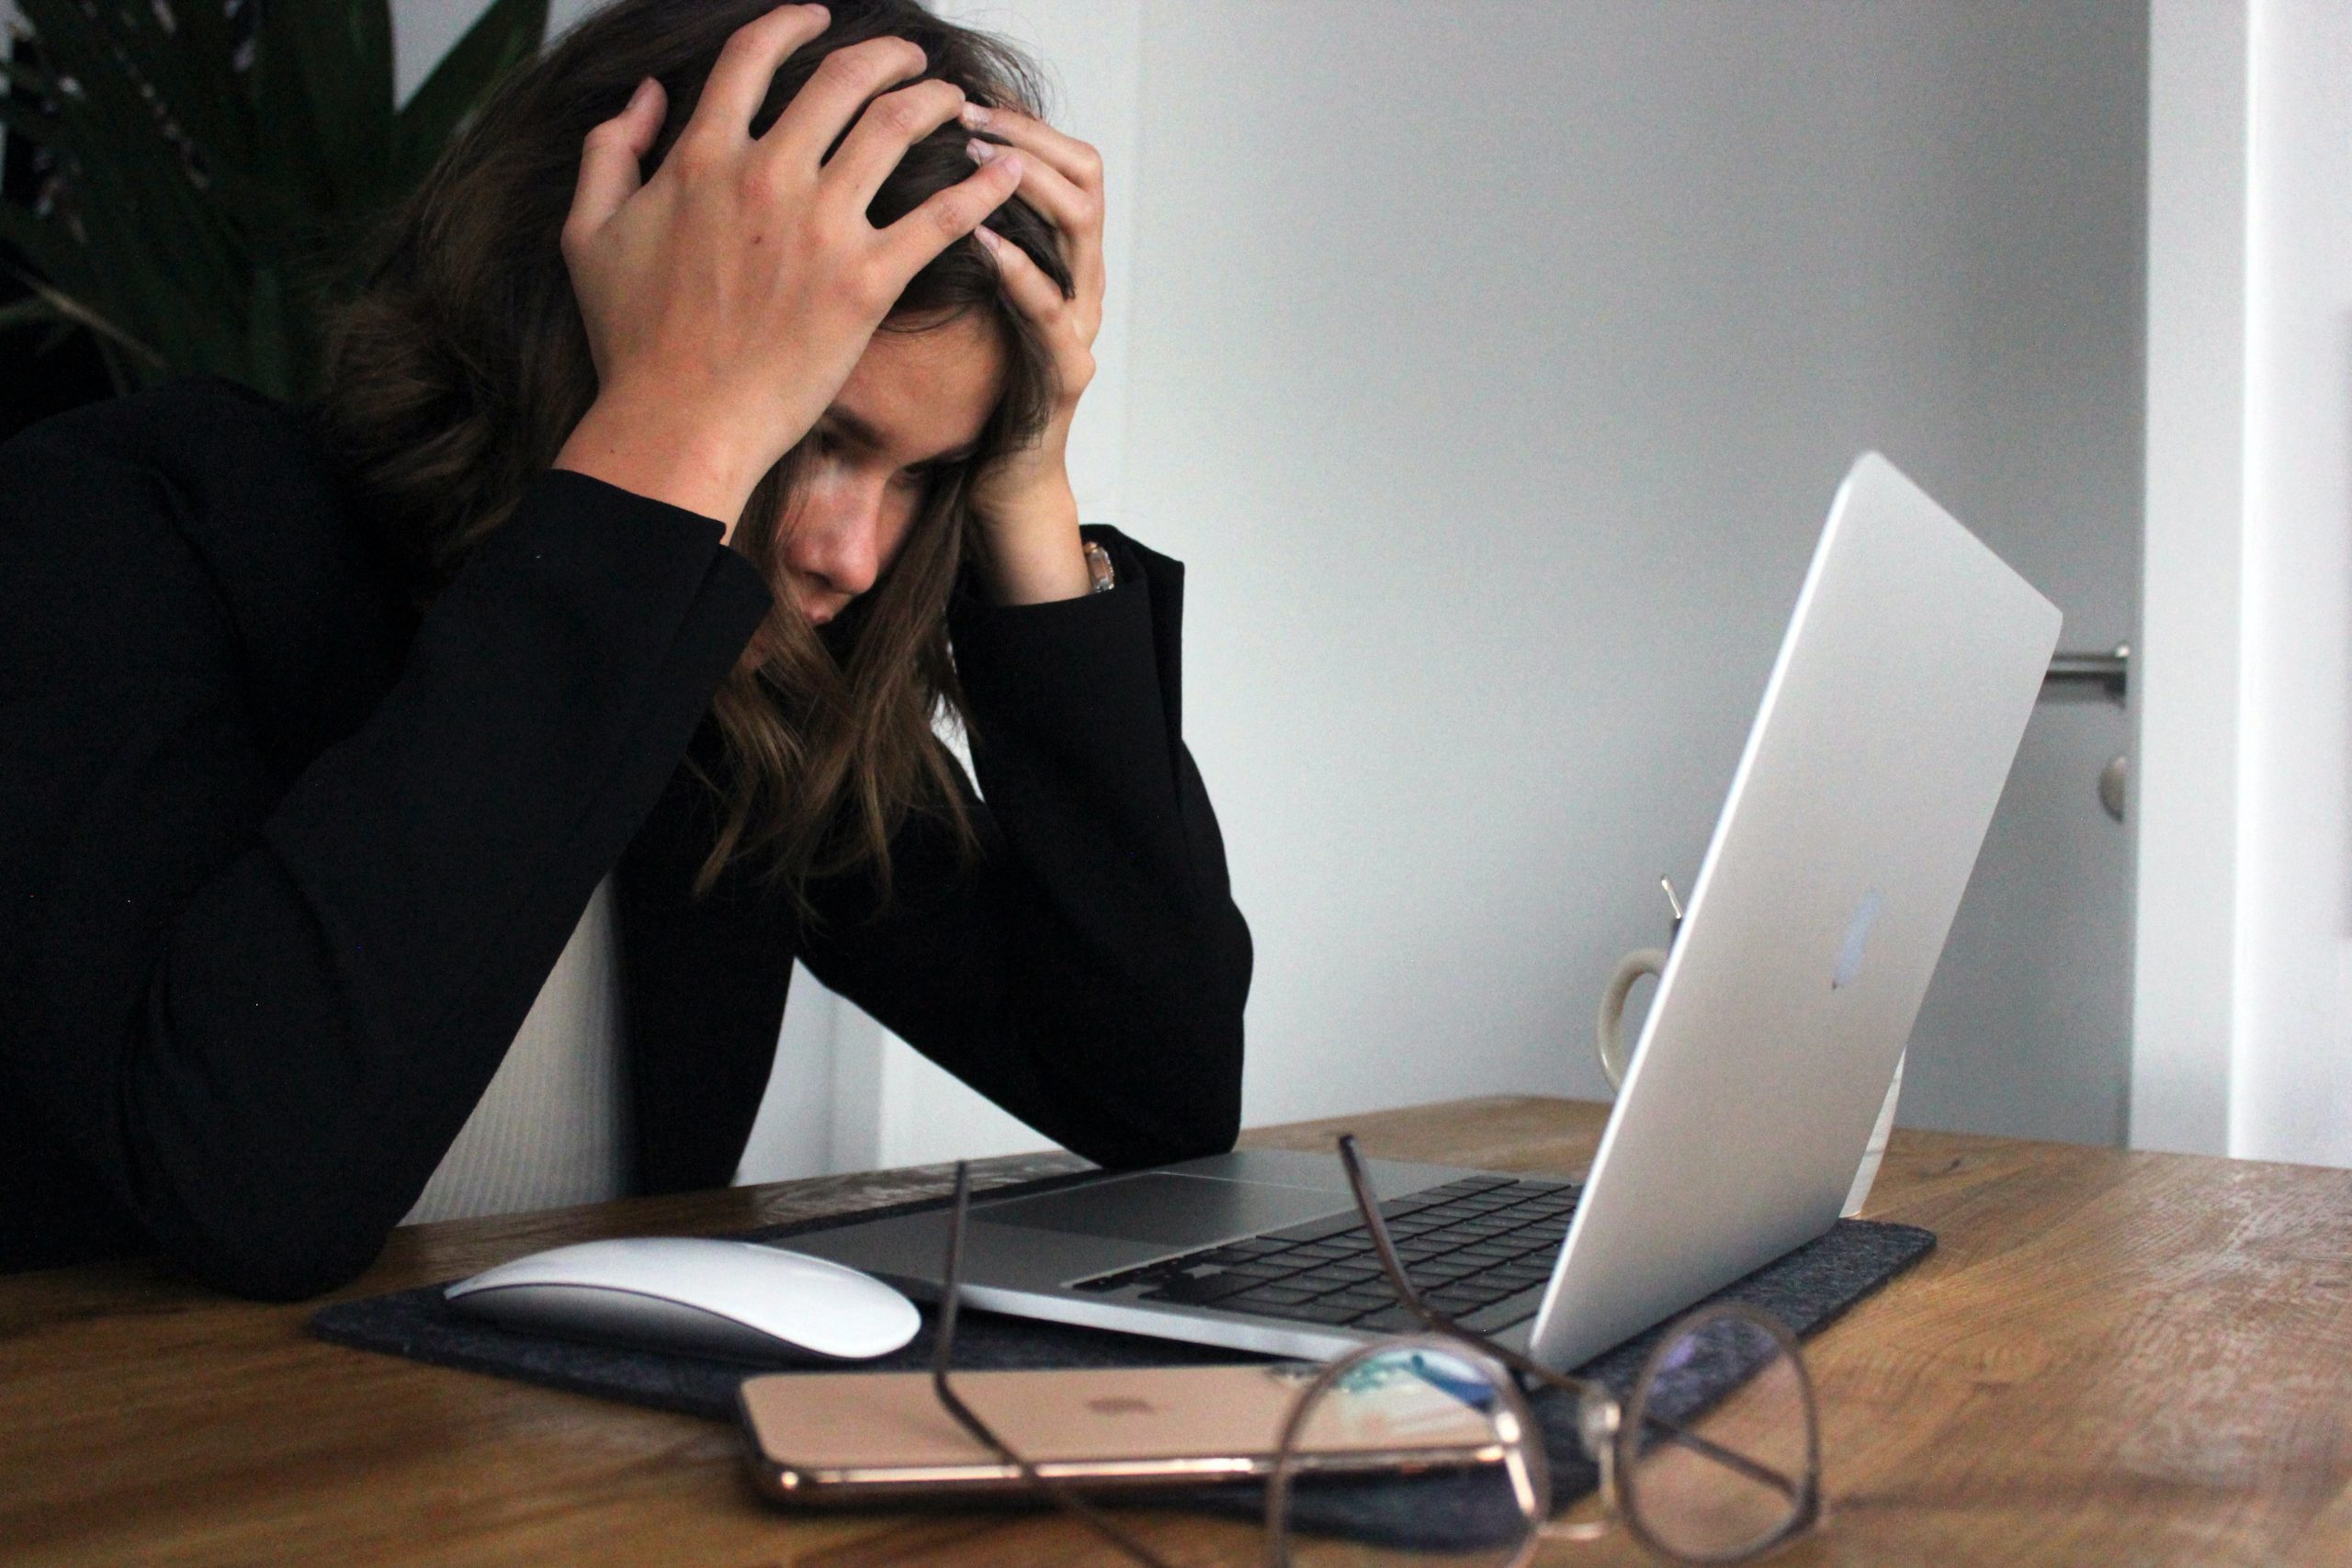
[736,1362,1499,1503]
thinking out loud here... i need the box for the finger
[565,76,666,245]
[967,135,1089,245]
[763,34,928,164]
[824,78,968,211]
[873,152,1023,285]
[966,111,1105,312]
[686,5,832,147]
[975,224,1069,325]
[959,101,1102,192]
[970,138,1101,320]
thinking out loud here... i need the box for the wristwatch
[1082,538,1116,594]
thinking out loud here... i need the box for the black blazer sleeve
[0,418,771,1299]
[795,528,1253,1168]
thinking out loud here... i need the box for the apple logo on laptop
[1833,892,1883,989]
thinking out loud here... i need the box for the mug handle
[1595,947,1669,1090]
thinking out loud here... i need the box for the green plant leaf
[0,261,164,368]
[244,5,333,216]
[36,76,250,343]
[392,0,547,189]
[243,261,293,400]
[66,0,253,179]
[153,1,257,172]
[0,52,62,103]
[7,1,105,85]
[0,201,86,296]
[0,292,62,333]
[28,76,247,369]
[253,0,395,215]
[4,0,526,400]
[0,88,70,164]
[9,0,155,136]
[8,1,249,326]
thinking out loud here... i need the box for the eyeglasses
[927,1138,1822,1566]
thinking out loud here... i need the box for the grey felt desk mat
[311,1174,1933,1547]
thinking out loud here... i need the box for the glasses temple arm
[929,1163,1184,1568]
[1338,1133,1557,1375]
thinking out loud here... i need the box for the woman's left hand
[960,103,1106,604]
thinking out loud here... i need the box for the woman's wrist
[552,397,772,541]
[974,477,1091,605]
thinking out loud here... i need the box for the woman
[0,0,1250,1299]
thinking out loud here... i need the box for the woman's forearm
[1,444,768,1296]
[797,528,1250,1168]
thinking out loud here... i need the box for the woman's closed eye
[808,424,950,492]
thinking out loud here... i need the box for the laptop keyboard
[1068,1174,1579,1336]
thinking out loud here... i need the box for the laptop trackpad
[974,1173,1349,1249]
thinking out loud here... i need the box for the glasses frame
[1266,1134,1822,1566]
[923,1142,1822,1567]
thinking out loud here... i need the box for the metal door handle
[2044,643,2129,701]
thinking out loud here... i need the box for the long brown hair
[314,0,1073,908]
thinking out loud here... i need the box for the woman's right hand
[552,4,1023,536]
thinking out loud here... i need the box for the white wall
[2131,0,2246,1156]
[1121,1,2145,1134]
[2132,0,2352,1167]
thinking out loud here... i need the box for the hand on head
[956,98,1108,555]
[552,4,1025,535]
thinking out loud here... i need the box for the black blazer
[0,378,1250,1299]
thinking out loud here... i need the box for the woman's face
[776,312,1006,627]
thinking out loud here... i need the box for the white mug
[1594,945,1905,1218]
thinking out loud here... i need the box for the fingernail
[997,152,1023,181]
[960,102,990,130]
[975,225,1002,252]
[628,76,656,112]
[966,137,996,165]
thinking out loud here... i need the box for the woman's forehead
[825,316,1005,464]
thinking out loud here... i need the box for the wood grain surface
[5,1096,2350,1566]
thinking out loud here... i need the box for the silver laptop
[797,452,2061,1371]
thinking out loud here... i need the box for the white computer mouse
[445,1236,922,1363]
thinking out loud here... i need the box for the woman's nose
[794,479,887,599]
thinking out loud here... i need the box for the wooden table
[6,1096,2352,1565]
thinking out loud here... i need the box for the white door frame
[2130,0,2249,1156]
[2132,0,2352,1165]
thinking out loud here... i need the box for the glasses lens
[1619,1311,1817,1562]
[1271,1341,1544,1567]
